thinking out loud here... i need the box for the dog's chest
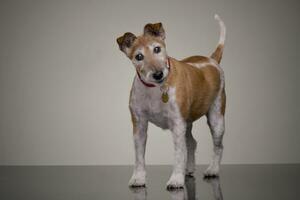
[130,78,180,129]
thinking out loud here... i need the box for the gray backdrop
[0,0,299,165]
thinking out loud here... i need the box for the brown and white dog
[117,15,226,189]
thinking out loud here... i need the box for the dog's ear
[143,22,165,40]
[116,32,137,56]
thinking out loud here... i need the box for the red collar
[136,58,171,88]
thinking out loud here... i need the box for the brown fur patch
[165,57,221,122]
[143,22,165,39]
[116,32,137,53]
[210,44,224,64]
[221,89,226,115]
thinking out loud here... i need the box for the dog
[116,14,226,189]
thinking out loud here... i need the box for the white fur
[129,77,186,188]
[185,123,197,175]
[187,57,219,69]
[128,117,148,187]
[214,14,226,45]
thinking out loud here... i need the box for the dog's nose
[152,71,164,81]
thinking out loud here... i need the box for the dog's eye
[154,46,161,54]
[135,53,144,61]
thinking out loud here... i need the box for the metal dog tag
[162,92,169,103]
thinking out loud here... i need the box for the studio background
[0,0,299,165]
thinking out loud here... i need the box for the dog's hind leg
[204,90,226,177]
[185,123,197,176]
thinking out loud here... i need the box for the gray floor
[0,165,299,200]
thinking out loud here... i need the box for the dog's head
[117,23,169,85]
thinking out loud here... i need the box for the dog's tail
[210,14,226,64]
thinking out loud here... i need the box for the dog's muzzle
[152,71,164,81]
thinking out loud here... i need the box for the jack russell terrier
[117,14,226,189]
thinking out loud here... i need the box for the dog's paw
[166,173,185,190]
[203,164,220,177]
[128,171,146,187]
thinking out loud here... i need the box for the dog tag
[162,92,169,103]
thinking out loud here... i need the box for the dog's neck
[135,69,156,87]
[136,57,171,88]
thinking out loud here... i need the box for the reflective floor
[0,165,299,200]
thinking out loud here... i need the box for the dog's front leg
[167,122,187,189]
[129,118,148,187]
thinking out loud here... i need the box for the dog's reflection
[129,186,147,200]
[129,176,223,200]
[202,177,223,200]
